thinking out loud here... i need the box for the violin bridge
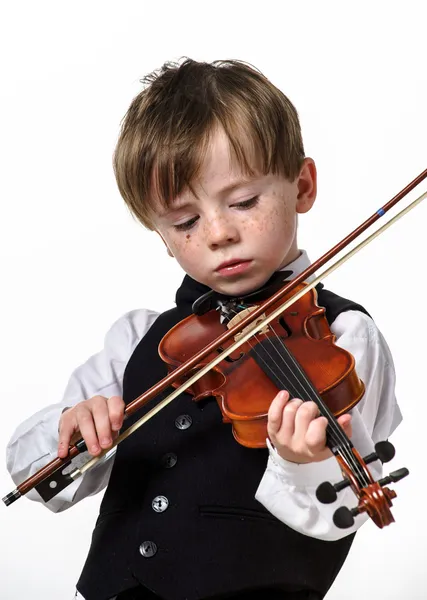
[227,306,269,341]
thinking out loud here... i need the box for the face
[153,129,317,296]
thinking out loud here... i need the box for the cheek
[167,231,200,260]
[247,202,294,236]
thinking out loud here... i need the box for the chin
[212,274,272,297]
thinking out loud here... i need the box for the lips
[215,259,253,276]
[216,259,249,271]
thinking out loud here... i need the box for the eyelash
[235,196,259,210]
[173,196,259,232]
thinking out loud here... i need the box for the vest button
[175,414,193,430]
[139,541,157,558]
[161,452,178,468]
[152,495,169,513]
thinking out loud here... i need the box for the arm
[5,308,159,513]
[255,310,402,541]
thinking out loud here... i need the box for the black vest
[77,276,370,600]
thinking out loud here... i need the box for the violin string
[225,308,322,419]
[246,324,366,484]
[227,307,336,427]
[258,323,367,485]
[259,323,368,484]
[227,307,329,414]
[251,314,356,447]
[227,307,368,486]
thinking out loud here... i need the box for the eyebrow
[216,176,258,196]
[157,201,192,219]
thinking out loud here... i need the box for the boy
[6,59,401,600]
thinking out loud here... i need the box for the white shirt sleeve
[5,308,159,513]
[255,309,402,541]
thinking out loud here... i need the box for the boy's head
[114,58,316,295]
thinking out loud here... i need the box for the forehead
[188,128,259,198]
[149,126,262,222]
[199,129,238,179]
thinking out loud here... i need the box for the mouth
[215,259,253,277]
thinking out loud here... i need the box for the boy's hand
[267,390,352,464]
[57,395,125,458]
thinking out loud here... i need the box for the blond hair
[113,58,305,229]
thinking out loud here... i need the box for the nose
[206,214,240,249]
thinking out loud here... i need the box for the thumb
[336,413,352,439]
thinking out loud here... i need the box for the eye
[233,196,259,210]
[173,216,199,232]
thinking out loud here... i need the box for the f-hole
[279,317,292,338]
[217,346,244,363]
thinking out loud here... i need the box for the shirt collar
[280,249,315,282]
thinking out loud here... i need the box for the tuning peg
[378,467,409,486]
[363,440,395,465]
[333,506,360,528]
[316,477,351,504]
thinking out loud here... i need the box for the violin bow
[3,168,427,518]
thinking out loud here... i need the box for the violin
[161,281,364,449]
[160,280,401,529]
[4,168,427,530]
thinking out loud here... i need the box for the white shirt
[6,251,402,541]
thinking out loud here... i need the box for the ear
[296,158,317,214]
[156,231,174,257]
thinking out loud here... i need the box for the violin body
[159,283,365,448]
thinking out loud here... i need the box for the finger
[75,404,102,456]
[107,395,125,431]
[273,398,304,443]
[337,413,352,438]
[70,428,84,446]
[293,401,320,443]
[267,390,290,436]
[91,396,114,449]
[305,415,328,454]
[58,411,77,458]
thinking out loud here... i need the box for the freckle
[186,234,191,240]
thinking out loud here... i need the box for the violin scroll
[316,441,409,529]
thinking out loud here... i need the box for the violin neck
[326,425,354,455]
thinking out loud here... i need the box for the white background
[1,1,426,599]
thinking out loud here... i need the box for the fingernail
[101,438,112,447]
[91,444,100,453]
